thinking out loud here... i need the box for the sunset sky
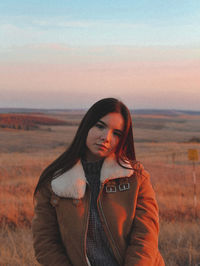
[0,0,200,110]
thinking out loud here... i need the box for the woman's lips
[96,143,109,150]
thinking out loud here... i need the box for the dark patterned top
[81,158,119,266]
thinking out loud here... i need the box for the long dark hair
[34,98,136,194]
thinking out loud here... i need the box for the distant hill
[131,109,200,116]
[0,108,200,116]
[0,108,86,114]
[0,114,70,130]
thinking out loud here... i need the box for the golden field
[0,110,200,265]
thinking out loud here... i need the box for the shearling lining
[51,154,134,199]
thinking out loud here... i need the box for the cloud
[0,15,199,48]
[0,42,199,66]
[32,19,94,28]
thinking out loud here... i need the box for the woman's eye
[114,131,122,137]
[95,124,104,129]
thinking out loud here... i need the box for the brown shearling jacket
[32,155,165,266]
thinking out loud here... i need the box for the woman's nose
[101,130,111,141]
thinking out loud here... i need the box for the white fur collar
[51,155,134,199]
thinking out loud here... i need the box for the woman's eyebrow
[98,120,106,126]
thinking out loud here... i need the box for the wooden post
[193,161,197,219]
[188,149,199,220]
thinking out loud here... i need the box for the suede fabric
[32,155,165,266]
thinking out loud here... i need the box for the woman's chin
[93,151,106,159]
[85,150,104,161]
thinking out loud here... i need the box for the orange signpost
[188,149,199,219]
[188,149,199,161]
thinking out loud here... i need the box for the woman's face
[85,112,124,161]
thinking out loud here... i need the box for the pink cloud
[0,45,199,109]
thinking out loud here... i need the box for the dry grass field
[0,110,200,265]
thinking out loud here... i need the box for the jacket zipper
[97,182,123,265]
[83,184,91,266]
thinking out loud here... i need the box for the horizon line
[0,107,200,113]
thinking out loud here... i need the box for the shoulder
[132,161,150,182]
[34,180,53,202]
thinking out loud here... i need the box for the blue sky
[1,0,199,21]
[0,1,200,110]
[1,0,200,46]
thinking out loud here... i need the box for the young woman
[32,98,165,266]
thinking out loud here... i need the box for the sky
[0,0,200,110]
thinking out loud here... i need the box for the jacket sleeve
[32,183,72,266]
[124,170,163,266]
